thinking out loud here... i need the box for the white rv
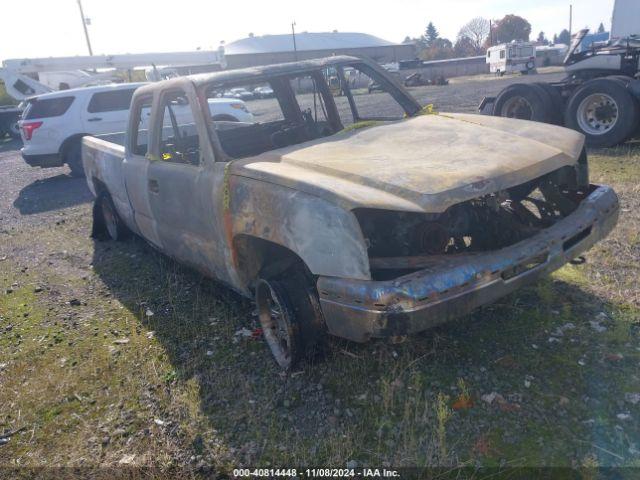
[486,41,536,76]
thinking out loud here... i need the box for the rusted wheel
[255,269,326,369]
[93,193,130,241]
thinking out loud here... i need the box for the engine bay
[354,163,593,280]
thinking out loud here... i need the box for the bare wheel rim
[501,96,534,119]
[576,93,619,136]
[101,199,118,240]
[257,281,292,369]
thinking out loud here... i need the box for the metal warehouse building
[223,32,415,68]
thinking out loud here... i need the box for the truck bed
[82,134,133,233]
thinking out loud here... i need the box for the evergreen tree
[557,29,571,45]
[597,22,606,34]
[537,31,547,44]
[425,22,439,46]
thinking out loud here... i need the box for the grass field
[0,144,639,478]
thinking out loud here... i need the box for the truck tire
[608,75,634,87]
[93,192,130,241]
[65,140,85,177]
[493,83,555,124]
[565,78,639,148]
[8,120,21,140]
[256,268,327,370]
[534,82,564,125]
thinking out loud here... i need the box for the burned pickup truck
[82,56,619,369]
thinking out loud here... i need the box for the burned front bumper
[317,185,619,342]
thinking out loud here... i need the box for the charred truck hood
[231,113,586,213]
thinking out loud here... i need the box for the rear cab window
[24,96,74,119]
[129,95,153,156]
[87,89,136,113]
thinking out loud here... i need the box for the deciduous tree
[457,17,490,54]
[494,14,532,43]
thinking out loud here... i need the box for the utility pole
[291,21,298,61]
[569,4,573,39]
[77,0,94,56]
[489,19,493,47]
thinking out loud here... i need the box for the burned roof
[188,55,365,87]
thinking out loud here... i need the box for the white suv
[19,82,254,176]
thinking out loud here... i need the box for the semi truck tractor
[482,0,640,148]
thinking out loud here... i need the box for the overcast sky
[0,0,615,61]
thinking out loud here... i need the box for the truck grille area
[354,167,595,281]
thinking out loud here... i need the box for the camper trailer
[486,41,536,76]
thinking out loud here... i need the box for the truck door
[145,86,222,276]
[122,94,162,247]
[83,88,137,135]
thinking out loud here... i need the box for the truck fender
[229,176,371,286]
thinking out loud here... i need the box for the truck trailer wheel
[493,83,556,124]
[534,82,564,124]
[256,269,326,370]
[93,193,130,241]
[565,78,639,148]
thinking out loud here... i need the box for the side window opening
[131,96,153,156]
[289,74,338,138]
[207,80,287,159]
[336,65,406,123]
[206,73,339,160]
[204,65,416,160]
[158,91,201,166]
[323,66,355,127]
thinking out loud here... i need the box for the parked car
[19,83,253,176]
[82,56,619,369]
[253,86,274,98]
[226,87,254,100]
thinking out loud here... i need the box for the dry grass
[0,146,639,476]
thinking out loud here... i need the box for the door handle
[148,179,160,193]
[87,117,102,122]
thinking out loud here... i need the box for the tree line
[404,16,607,61]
